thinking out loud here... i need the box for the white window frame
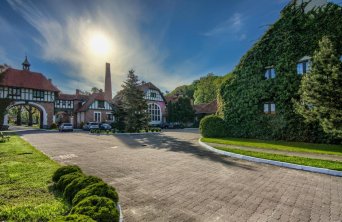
[264,67,276,79]
[94,112,101,122]
[263,102,276,114]
[148,103,162,123]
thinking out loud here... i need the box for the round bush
[200,115,226,138]
[49,214,96,222]
[64,176,103,203]
[56,172,84,192]
[52,165,82,183]
[72,182,119,206]
[70,195,119,222]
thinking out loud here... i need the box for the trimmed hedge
[64,176,103,203]
[52,165,82,183]
[49,214,96,222]
[70,195,119,222]
[72,182,119,206]
[56,172,84,192]
[200,115,226,138]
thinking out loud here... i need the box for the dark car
[100,123,112,130]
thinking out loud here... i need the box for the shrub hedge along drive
[70,196,119,222]
[219,2,342,143]
[52,165,82,183]
[64,175,103,203]
[72,182,119,206]
[51,165,120,222]
[200,115,226,138]
[55,172,84,192]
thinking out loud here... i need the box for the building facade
[0,58,115,128]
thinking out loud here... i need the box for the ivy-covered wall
[220,2,342,143]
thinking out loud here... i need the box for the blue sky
[0,0,340,94]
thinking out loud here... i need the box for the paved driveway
[20,129,342,222]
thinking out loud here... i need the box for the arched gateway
[4,101,48,127]
[0,58,58,128]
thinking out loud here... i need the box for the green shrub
[200,115,226,138]
[56,172,84,192]
[72,182,119,206]
[70,196,119,222]
[49,214,96,222]
[50,123,58,129]
[64,176,102,203]
[52,165,82,183]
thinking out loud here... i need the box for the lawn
[202,137,342,156]
[0,135,68,221]
[213,146,342,171]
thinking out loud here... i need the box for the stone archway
[4,101,48,128]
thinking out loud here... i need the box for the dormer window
[150,92,156,98]
[297,56,311,75]
[98,101,105,108]
[264,102,276,114]
[264,67,276,79]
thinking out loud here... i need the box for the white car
[59,123,73,132]
[83,122,100,131]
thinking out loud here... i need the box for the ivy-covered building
[220,0,342,143]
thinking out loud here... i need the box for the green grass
[0,135,68,221]
[214,146,342,171]
[202,137,342,156]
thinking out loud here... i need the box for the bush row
[50,165,120,222]
[200,115,226,138]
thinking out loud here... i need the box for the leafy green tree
[193,73,223,104]
[295,36,342,138]
[166,85,196,99]
[121,69,149,132]
[167,96,194,123]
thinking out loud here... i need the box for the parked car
[100,123,112,130]
[59,123,73,132]
[83,122,100,131]
[163,122,184,129]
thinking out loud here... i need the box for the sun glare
[88,32,112,56]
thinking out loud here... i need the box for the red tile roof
[193,100,217,114]
[58,93,77,100]
[0,68,60,92]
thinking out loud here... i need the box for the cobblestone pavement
[20,129,342,222]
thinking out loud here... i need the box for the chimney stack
[104,63,112,100]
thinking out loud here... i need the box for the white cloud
[203,13,247,40]
[6,0,189,94]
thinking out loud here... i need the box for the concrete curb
[118,204,124,222]
[198,139,342,177]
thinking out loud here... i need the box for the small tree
[121,70,149,132]
[295,36,342,138]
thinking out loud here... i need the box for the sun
[88,32,112,56]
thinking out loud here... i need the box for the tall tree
[167,96,195,123]
[121,69,149,132]
[295,36,342,138]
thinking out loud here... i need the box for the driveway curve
[20,129,342,222]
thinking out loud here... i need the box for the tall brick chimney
[104,63,112,100]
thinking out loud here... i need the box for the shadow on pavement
[114,132,257,171]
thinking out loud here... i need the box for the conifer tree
[295,36,342,138]
[121,69,148,132]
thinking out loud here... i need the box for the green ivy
[220,2,342,143]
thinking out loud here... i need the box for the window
[8,87,21,98]
[33,90,44,99]
[94,112,101,122]
[297,60,311,75]
[56,100,61,106]
[150,92,156,98]
[264,68,276,79]
[264,103,276,114]
[106,113,113,121]
[148,103,161,122]
[62,101,66,106]
[98,101,105,108]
